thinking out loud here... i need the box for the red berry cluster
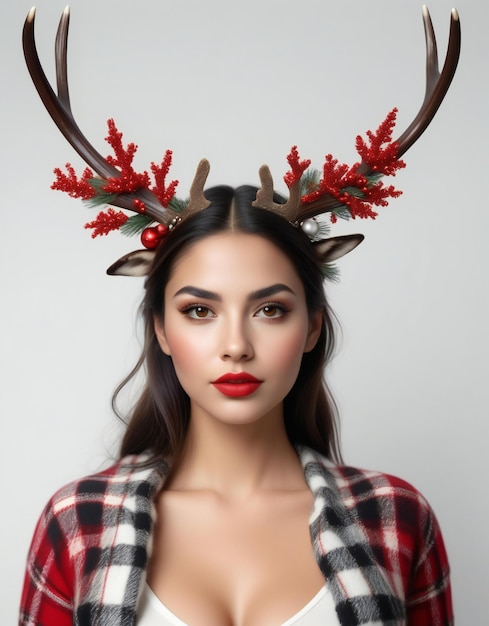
[297,108,406,220]
[283,146,311,188]
[51,119,179,241]
[84,208,129,238]
[51,164,95,199]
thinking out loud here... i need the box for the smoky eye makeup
[172,283,297,322]
[177,302,216,319]
[254,301,292,319]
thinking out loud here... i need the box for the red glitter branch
[301,155,366,213]
[355,108,406,175]
[344,182,402,220]
[284,146,311,188]
[301,153,402,220]
[102,118,151,194]
[51,119,181,237]
[150,150,179,207]
[51,163,96,199]
[84,208,129,238]
[301,109,405,220]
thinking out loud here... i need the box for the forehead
[167,232,304,294]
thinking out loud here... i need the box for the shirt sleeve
[19,500,74,626]
[405,499,453,626]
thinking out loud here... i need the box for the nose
[220,317,254,362]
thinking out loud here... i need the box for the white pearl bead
[301,218,320,238]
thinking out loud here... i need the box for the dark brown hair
[115,185,342,462]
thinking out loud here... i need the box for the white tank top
[137,583,340,625]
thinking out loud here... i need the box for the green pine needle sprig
[84,178,118,207]
[120,214,154,237]
[169,196,188,213]
[300,168,321,196]
[331,206,352,221]
[321,263,340,282]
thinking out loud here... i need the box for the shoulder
[36,453,168,538]
[331,463,432,526]
[299,445,434,528]
[298,445,445,573]
[23,454,168,592]
[298,445,452,619]
[21,455,168,622]
[46,454,152,498]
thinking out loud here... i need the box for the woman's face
[154,232,321,427]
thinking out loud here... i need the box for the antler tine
[54,6,71,108]
[23,7,174,223]
[185,159,211,215]
[252,165,299,220]
[252,166,276,210]
[23,7,116,179]
[394,6,461,157]
[296,7,460,221]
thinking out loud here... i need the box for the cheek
[267,325,310,374]
[163,322,211,377]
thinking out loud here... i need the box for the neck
[166,405,305,499]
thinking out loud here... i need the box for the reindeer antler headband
[23,6,461,278]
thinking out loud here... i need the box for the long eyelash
[264,301,291,312]
[259,301,292,316]
[178,302,200,313]
[178,302,214,316]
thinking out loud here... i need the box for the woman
[20,6,459,626]
[19,186,453,625]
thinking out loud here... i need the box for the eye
[181,305,215,319]
[255,302,290,319]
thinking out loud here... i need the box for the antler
[22,6,177,225]
[186,159,211,214]
[252,147,311,219]
[395,6,461,158]
[252,165,302,220]
[293,6,461,221]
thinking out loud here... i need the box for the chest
[146,489,326,626]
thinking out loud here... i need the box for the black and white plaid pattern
[301,447,405,625]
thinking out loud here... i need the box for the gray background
[1,0,487,622]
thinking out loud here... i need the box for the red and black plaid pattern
[20,448,452,625]
[301,448,452,625]
[20,455,167,626]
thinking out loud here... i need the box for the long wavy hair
[115,185,342,462]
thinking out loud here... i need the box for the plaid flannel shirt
[19,446,452,625]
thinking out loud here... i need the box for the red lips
[212,372,263,397]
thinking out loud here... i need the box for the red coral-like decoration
[51,164,96,199]
[283,146,311,188]
[52,119,177,208]
[355,108,406,175]
[51,119,180,238]
[102,118,151,194]
[84,208,129,238]
[302,155,402,220]
[150,150,179,207]
[300,109,405,220]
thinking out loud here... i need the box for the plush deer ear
[313,234,364,263]
[106,250,156,276]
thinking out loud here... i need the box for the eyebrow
[173,283,296,301]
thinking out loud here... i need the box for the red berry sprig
[84,208,129,238]
[52,119,179,241]
[284,146,311,188]
[300,108,406,220]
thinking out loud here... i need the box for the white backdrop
[1,0,487,622]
